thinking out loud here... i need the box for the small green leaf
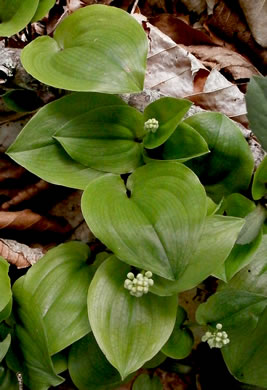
[54,105,144,174]
[252,156,267,200]
[196,235,267,388]
[68,333,122,390]
[162,121,209,161]
[151,215,244,295]
[87,256,177,379]
[2,89,43,113]
[82,162,207,281]
[236,204,266,245]
[143,352,166,369]
[21,5,148,93]
[0,334,11,363]
[132,374,163,390]
[32,0,56,22]
[0,0,38,37]
[185,113,254,201]
[246,76,267,151]
[224,193,256,218]
[0,367,18,390]
[12,242,93,389]
[7,93,125,188]
[143,98,192,149]
[161,306,193,359]
[0,257,12,323]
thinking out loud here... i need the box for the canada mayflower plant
[0,2,266,389]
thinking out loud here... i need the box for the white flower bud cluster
[144,118,159,133]
[124,271,154,297]
[202,323,230,349]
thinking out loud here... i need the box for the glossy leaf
[162,121,209,161]
[0,0,38,37]
[162,306,193,359]
[0,334,11,363]
[68,333,122,390]
[236,204,266,245]
[54,105,144,173]
[143,98,192,149]
[82,162,207,281]
[21,5,148,93]
[32,0,56,22]
[7,93,125,189]
[132,374,163,390]
[252,155,267,200]
[151,215,244,295]
[224,193,256,218]
[246,76,267,151]
[196,236,267,387]
[87,256,177,379]
[185,113,254,201]
[12,242,93,389]
[0,258,12,323]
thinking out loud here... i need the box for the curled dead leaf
[0,238,43,268]
[1,180,51,210]
[0,209,71,233]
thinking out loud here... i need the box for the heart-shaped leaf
[82,162,207,280]
[132,374,163,390]
[252,155,267,200]
[161,306,193,359]
[7,93,125,188]
[150,214,244,296]
[196,235,267,388]
[87,256,177,379]
[143,98,192,149]
[12,242,93,389]
[21,5,148,93]
[246,76,267,151]
[0,258,12,323]
[185,113,254,201]
[0,334,11,363]
[54,105,145,173]
[68,333,123,390]
[162,121,209,161]
[32,0,56,22]
[0,0,38,37]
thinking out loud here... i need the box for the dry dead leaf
[187,45,261,80]
[180,0,207,14]
[149,14,215,46]
[0,158,25,182]
[0,209,71,233]
[136,14,247,118]
[239,0,267,48]
[1,180,51,210]
[0,238,43,268]
[207,1,267,73]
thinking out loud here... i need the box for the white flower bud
[144,118,159,133]
[216,323,223,330]
[145,271,153,278]
[127,272,135,280]
[202,324,230,349]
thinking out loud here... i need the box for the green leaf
[87,256,177,379]
[151,215,244,295]
[0,367,18,390]
[54,105,144,174]
[224,193,256,218]
[12,242,93,389]
[252,156,267,200]
[21,5,147,93]
[0,0,38,37]
[161,306,193,359]
[196,235,267,388]
[132,374,163,390]
[32,0,56,22]
[185,113,254,201]
[246,76,267,151]
[0,258,12,323]
[0,334,11,363]
[7,93,125,188]
[68,333,122,390]
[143,98,192,149]
[143,352,166,369]
[236,204,266,245]
[162,121,209,161]
[82,161,207,281]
